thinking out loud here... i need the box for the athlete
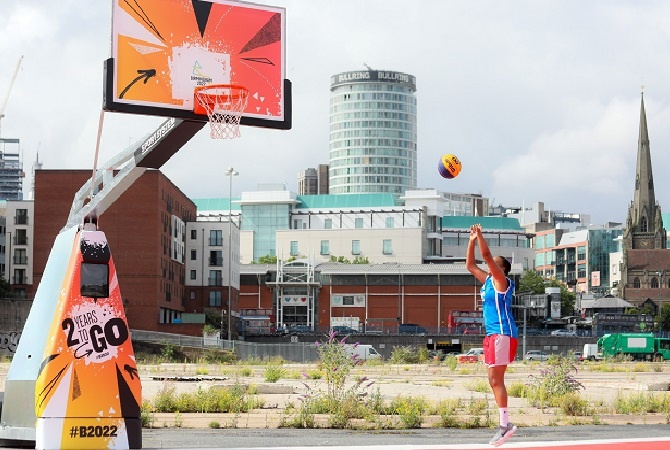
[466,224,518,446]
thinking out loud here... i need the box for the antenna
[363,62,373,71]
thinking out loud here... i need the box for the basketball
[438,153,462,179]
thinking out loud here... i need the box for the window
[652,277,659,288]
[209,250,223,266]
[324,219,332,229]
[13,248,26,264]
[14,229,27,245]
[209,291,222,307]
[209,270,222,286]
[383,239,392,255]
[190,229,197,239]
[352,240,360,255]
[209,229,223,246]
[577,246,586,261]
[577,263,586,278]
[320,240,330,255]
[355,218,364,229]
[386,217,394,228]
[190,270,196,280]
[190,249,197,260]
[15,209,28,225]
[290,241,298,256]
[634,278,641,288]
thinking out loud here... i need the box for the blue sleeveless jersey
[480,276,518,337]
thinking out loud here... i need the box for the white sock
[499,408,509,427]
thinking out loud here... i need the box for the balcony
[208,277,223,286]
[209,258,223,267]
[14,216,28,225]
[13,236,28,245]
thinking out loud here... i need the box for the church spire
[632,92,656,232]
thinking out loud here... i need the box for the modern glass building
[329,70,417,195]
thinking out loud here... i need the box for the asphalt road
[143,425,670,449]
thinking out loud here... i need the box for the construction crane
[0,55,23,137]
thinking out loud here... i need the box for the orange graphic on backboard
[107,0,288,128]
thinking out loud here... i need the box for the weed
[389,346,420,364]
[443,355,458,371]
[208,421,221,429]
[174,412,183,428]
[390,395,426,429]
[464,379,489,393]
[140,400,154,428]
[526,356,584,408]
[264,364,286,383]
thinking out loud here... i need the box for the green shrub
[560,392,589,416]
[390,346,420,364]
[264,364,286,383]
[507,382,528,398]
[149,382,262,413]
[390,395,426,429]
[526,357,584,408]
[444,354,458,371]
[464,379,490,393]
[140,400,154,428]
[434,399,461,428]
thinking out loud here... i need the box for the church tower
[621,93,669,303]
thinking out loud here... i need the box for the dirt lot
[2,360,669,429]
[137,360,670,428]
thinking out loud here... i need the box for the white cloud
[2,0,670,225]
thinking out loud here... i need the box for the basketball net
[194,84,249,139]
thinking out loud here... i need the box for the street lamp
[225,167,239,341]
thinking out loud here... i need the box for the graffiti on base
[0,331,21,354]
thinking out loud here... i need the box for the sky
[2,1,670,226]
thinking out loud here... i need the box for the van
[399,323,427,334]
[583,343,602,361]
[344,344,381,361]
[464,347,484,356]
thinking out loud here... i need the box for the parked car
[288,325,314,335]
[525,350,550,361]
[550,329,577,337]
[399,323,427,334]
[331,325,358,335]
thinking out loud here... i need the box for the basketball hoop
[194,84,249,139]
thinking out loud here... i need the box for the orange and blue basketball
[438,153,462,179]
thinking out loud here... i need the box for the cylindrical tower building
[329,69,417,195]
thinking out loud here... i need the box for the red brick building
[33,169,199,333]
[238,263,491,335]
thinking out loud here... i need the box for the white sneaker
[489,422,517,446]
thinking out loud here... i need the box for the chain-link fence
[130,329,320,362]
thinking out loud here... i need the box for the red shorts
[483,334,518,367]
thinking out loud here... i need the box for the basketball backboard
[104,0,290,129]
